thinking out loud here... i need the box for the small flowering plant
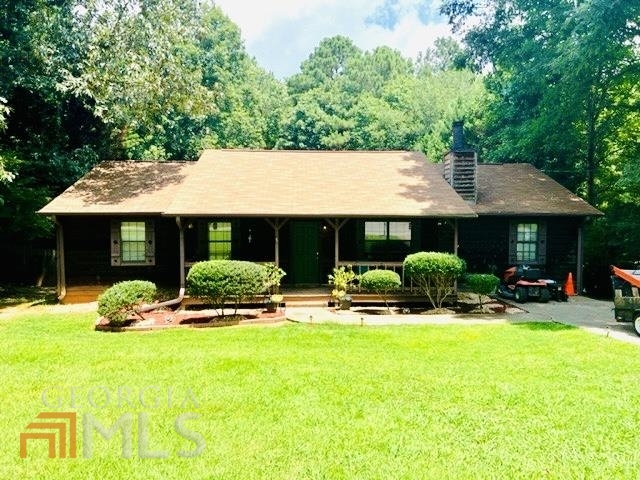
[328,265,357,301]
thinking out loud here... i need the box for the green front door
[290,221,320,284]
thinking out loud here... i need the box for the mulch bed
[95,308,286,332]
[350,297,520,316]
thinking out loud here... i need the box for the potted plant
[263,263,286,313]
[328,265,357,310]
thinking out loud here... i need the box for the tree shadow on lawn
[0,285,57,309]
[510,321,576,331]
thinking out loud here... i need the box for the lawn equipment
[497,265,568,303]
[611,265,640,336]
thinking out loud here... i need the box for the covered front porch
[177,216,461,288]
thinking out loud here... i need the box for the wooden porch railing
[337,261,415,292]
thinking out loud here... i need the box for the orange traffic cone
[565,272,576,296]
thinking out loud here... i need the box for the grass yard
[2,307,640,479]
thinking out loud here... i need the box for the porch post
[53,216,66,301]
[265,218,289,267]
[326,219,348,268]
[453,219,459,256]
[576,220,584,295]
[176,217,185,288]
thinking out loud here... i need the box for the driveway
[514,295,640,345]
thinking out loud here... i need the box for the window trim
[110,219,155,266]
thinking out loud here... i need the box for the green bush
[187,260,265,315]
[97,280,157,325]
[403,251,466,309]
[465,273,500,307]
[360,269,402,310]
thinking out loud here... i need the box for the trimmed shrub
[97,280,157,325]
[187,260,265,315]
[403,251,466,309]
[360,269,402,310]
[465,273,500,307]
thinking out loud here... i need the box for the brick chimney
[443,120,477,203]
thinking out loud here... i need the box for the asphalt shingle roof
[38,151,602,218]
[473,163,602,216]
[39,161,196,215]
[163,150,475,217]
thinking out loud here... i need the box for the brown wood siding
[545,217,580,281]
[458,216,581,281]
[61,215,180,287]
[458,217,509,273]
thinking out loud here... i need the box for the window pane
[121,222,145,241]
[364,221,411,260]
[516,223,538,262]
[388,222,411,241]
[209,222,231,242]
[364,222,386,241]
[209,222,232,260]
[517,223,537,242]
[121,221,146,262]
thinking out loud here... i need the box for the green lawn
[3,308,640,479]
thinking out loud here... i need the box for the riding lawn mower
[497,265,568,303]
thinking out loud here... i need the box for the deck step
[61,286,107,304]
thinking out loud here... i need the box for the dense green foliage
[404,252,466,308]
[360,269,402,310]
[96,280,157,325]
[187,260,265,315]
[280,36,487,156]
[464,273,500,306]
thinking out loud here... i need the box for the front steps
[61,285,107,304]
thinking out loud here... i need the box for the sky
[213,0,456,79]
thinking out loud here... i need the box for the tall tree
[281,35,488,156]
[441,0,640,205]
[58,0,216,160]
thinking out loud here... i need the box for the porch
[177,217,459,287]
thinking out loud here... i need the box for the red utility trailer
[611,266,640,336]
